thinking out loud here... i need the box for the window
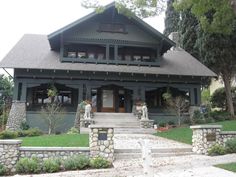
[133,55,141,61]
[78,52,86,59]
[99,23,126,33]
[68,52,76,58]
[143,56,150,60]
[125,55,131,61]
[97,53,105,60]
[88,53,95,59]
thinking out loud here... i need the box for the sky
[0,0,165,75]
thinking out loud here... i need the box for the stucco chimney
[168,32,180,50]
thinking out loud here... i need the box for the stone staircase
[81,112,155,134]
[114,147,194,159]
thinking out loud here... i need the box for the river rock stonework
[140,120,154,128]
[6,101,26,130]
[191,125,236,154]
[0,140,22,173]
[19,147,89,161]
[90,126,114,162]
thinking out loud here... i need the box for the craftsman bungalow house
[0,3,215,131]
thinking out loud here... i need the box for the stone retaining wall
[191,125,236,154]
[19,147,90,161]
[0,140,22,173]
[90,126,114,162]
[140,119,154,128]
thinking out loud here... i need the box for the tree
[81,0,166,18]
[178,9,199,58]
[162,92,189,126]
[0,75,13,130]
[41,86,64,134]
[163,0,180,36]
[174,0,236,35]
[196,29,236,116]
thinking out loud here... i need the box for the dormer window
[78,52,86,59]
[98,23,126,33]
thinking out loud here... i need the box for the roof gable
[48,2,175,53]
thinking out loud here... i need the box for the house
[0,2,216,132]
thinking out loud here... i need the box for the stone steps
[114,147,194,159]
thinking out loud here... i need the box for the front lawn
[215,162,236,173]
[18,134,89,147]
[155,120,236,145]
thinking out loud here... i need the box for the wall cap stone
[190,125,222,129]
[11,100,26,103]
[140,120,154,122]
[0,139,22,144]
[220,131,236,135]
[90,125,114,128]
[19,146,89,151]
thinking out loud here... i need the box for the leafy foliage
[0,130,18,139]
[81,0,166,18]
[63,155,90,170]
[225,138,236,153]
[67,127,80,134]
[0,164,6,176]
[16,157,41,174]
[163,0,180,36]
[208,144,226,156]
[89,156,111,169]
[174,0,236,35]
[42,158,61,173]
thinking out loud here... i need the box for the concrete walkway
[13,134,236,177]
[114,134,191,149]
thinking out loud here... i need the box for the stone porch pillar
[90,125,114,162]
[6,101,26,131]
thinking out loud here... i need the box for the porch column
[20,83,27,102]
[106,44,109,60]
[78,85,83,103]
[132,87,139,101]
[190,88,195,106]
[13,80,19,100]
[114,45,118,60]
[86,85,92,101]
[140,87,146,102]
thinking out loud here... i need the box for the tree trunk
[222,73,235,117]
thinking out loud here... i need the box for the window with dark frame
[99,23,126,33]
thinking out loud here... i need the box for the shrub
[42,158,60,173]
[63,155,90,170]
[67,127,79,134]
[208,144,226,156]
[0,130,18,139]
[16,157,41,174]
[211,87,236,110]
[20,121,30,130]
[192,110,205,124]
[209,111,231,122]
[17,128,43,137]
[0,164,6,176]
[225,138,236,153]
[167,121,175,126]
[90,156,110,169]
[159,122,166,127]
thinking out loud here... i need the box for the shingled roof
[0,34,216,77]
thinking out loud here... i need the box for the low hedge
[0,128,43,139]
[15,155,110,174]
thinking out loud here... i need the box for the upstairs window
[98,23,126,33]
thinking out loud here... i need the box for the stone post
[190,125,222,154]
[89,125,114,162]
[0,140,22,173]
[6,101,26,130]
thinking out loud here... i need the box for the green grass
[215,162,236,173]
[19,134,89,147]
[155,120,236,145]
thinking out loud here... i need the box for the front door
[101,89,115,112]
